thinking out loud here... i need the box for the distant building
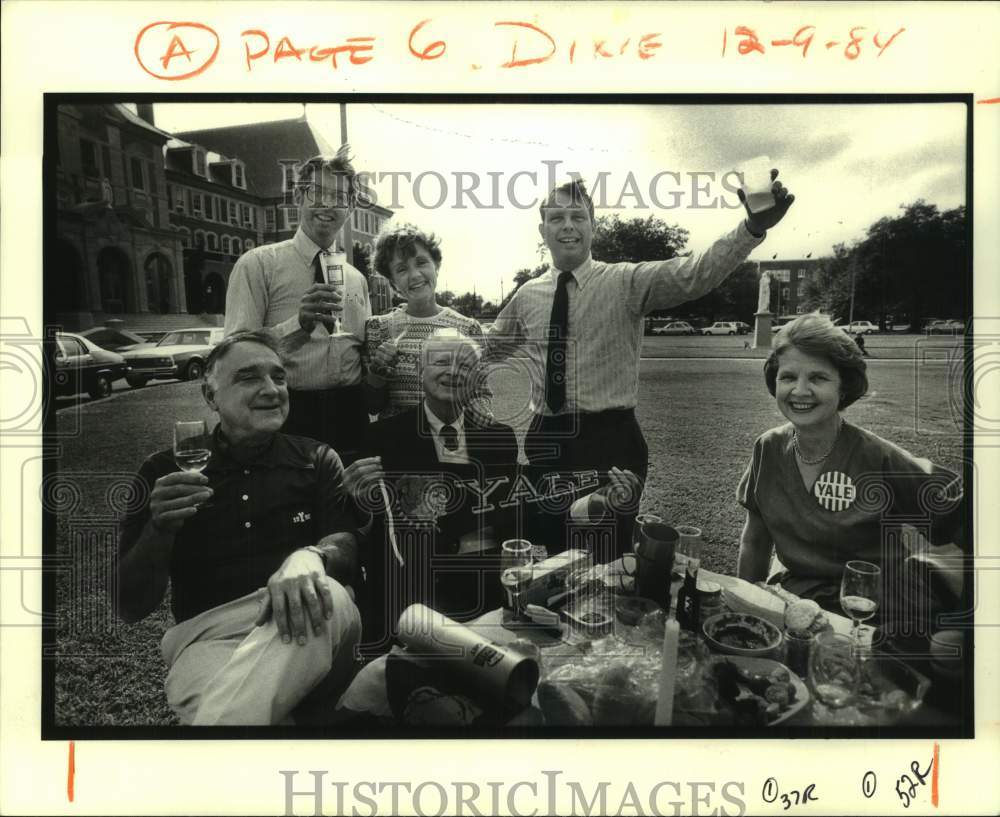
[51,104,394,331]
[53,104,183,327]
[757,258,824,317]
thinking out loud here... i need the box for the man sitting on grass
[116,330,361,725]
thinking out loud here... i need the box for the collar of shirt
[206,425,315,472]
[422,403,469,463]
[551,254,595,290]
[292,226,334,267]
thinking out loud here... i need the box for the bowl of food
[703,612,783,658]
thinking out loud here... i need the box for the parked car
[122,327,224,388]
[925,319,965,335]
[79,326,149,352]
[54,332,126,400]
[735,321,751,335]
[840,320,879,335]
[702,321,739,336]
[652,321,697,336]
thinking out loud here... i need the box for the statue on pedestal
[757,271,772,314]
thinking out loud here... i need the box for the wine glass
[173,420,211,473]
[808,631,859,709]
[500,539,533,623]
[840,560,881,655]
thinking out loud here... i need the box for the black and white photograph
[43,97,973,736]
[4,1,1000,814]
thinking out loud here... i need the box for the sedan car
[652,321,697,336]
[54,332,126,400]
[79,326,148,352]
[702,321,739,336]
[925,319,965,335]
[122,327,224,388]
[840,320,879,335]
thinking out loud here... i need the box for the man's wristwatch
[302,545,329,570]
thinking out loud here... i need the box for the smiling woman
[362,223,491,419]
[735,314,966,637]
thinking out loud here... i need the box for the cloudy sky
[154,101,966,303]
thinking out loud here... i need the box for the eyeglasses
[298,183,353,208]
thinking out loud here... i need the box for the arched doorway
[97,246,132,314]
[144,253,174,314]
[203,273,226,314]
[51,240,84,312]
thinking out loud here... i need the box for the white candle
[654,618,680,726]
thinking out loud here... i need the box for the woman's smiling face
[389,243,439,305]
[774,346,843,432]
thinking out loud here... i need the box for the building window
[282,164,296,193]
[234,163,245,189]
[194,150,206,177]
[264,207,276,233]
[130,156,145,190]
[245,239,255,251]
[206,232,218,251]
[221,236,231,254]
[241,204,252,227]
[191,192,203,217]
[228,201,237,224]
[80,139,98,177]
[796,304,806,314]
[284,208,299,229]
[101,145,112,181]
[172,186,187,213]
[797,281,806,296]
[194,230,205,249]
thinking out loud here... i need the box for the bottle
[675,528,702,632]
[676,565,701,632]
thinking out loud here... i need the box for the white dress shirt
[224,227,372,390]
[487,221,763,414]
[423,403,470,465]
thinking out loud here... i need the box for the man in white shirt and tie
[224,149,372,462]
[487,174,794,555]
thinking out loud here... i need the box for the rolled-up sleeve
[624,221,764,315]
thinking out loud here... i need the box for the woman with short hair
[362,223,490,419]
[736,313,965,629]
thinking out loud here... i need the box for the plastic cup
[737,156,776,214]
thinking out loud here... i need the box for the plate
[709,656,810,726]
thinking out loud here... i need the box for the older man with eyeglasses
[224,148,372,462]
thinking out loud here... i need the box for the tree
[801,202,967,329]
[352,244,372,277]
[498,262,549,312]
[451,292,483,317]
[590,214,689,264]
[436,289,456,308]
[684,260,760,323]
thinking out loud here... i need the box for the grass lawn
[52,353,966,726]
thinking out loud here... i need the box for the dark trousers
[523,408,648,559]
[283,384,369,465]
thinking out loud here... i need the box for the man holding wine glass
[116,330,363,725]
[224,147,371,463]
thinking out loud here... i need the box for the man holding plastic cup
[487,170,794,554]
[224,148,371,462]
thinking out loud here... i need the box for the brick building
[50,104,394,332]
[757,258,824,317]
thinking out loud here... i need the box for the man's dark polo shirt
[118,428,357,623]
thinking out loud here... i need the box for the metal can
[697,579,723,627]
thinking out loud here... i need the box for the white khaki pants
[160,578,361,726]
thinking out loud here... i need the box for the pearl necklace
[793,418,843,465]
